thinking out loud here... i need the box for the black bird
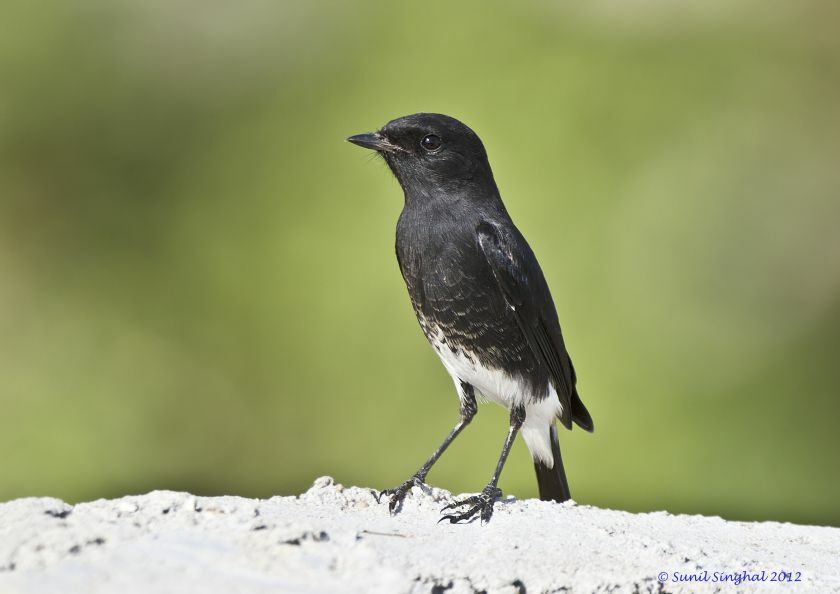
[348,113,593,523]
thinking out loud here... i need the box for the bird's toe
[378,475,425,515]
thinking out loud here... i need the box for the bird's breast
[397,241,548,401]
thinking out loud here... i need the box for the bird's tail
[533,424,571,502]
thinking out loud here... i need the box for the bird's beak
[347,132,403,154]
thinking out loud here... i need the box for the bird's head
[348,113,496,200]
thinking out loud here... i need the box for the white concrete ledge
[1,476,838,593]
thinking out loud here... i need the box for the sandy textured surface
[1,476,838,593]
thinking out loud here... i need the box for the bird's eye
[420,134,442,152]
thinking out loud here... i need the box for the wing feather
[476,221,574,428]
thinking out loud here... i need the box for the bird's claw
[439,485,502,524]
[377,475,425,514]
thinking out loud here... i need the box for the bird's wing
[476,220,574,428]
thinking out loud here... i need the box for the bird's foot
[376,475,426,514]
[439,484,502,524]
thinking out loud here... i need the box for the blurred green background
[2,0,839,527]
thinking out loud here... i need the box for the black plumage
[348,113,593,523]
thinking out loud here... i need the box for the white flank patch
[427,324,563,467]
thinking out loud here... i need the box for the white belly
[427,326,564,467]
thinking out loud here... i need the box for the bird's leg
[440,405,526,524]
[378,384,477,514]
